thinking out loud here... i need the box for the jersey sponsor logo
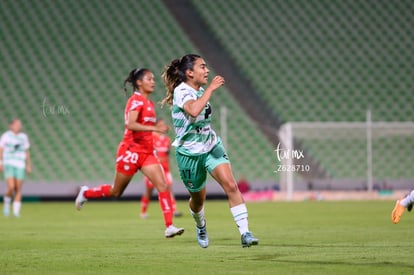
[204,104,212,119]
[13,144,22,151]
[143,117,157,123]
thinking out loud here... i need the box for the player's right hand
[208,75,225,92]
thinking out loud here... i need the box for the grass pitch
[1,200,413,274]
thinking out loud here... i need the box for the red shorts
[115,142,160,176]
[144,166,173,188]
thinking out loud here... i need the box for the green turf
[0,200,413,274]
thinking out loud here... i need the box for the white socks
[190,207,206,227]
[3,196,11,213]
[13,201,21,216]
[3,196,21,217]
[4,196,11,205]
[230,203,249,235]
[191,203,250,235]
[400,190,414,207]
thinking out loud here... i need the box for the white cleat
[165,225,185,238]
[196,223,209,248]
[75,186,88,210]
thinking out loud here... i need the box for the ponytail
[161,54,201,106]
[161,59,182,106]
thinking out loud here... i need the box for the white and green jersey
[172,82,218,155]
[0,130,30,168]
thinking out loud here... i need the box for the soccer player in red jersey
[140,120,182,219]
[75,68,184,238]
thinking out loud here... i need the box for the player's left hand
[155,120,169,134]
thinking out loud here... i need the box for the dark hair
[123,67,151,94]
[161,54,201,106]
[9,118,20,125]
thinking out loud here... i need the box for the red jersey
[153,133,171,163]
[122,92,157,153]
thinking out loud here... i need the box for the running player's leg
[76,142,138,210]
[13,178,23,217]
[141,178,153,218]
[189,188,206,225]
[392,189,414,224]
[75,172,133,210]
[400,190,414,210]
[3,175,14,216]
[210,163,243,206]
[12,167,26,217]
[210,163,258,247]
[176,151,208,247]
[164,169,180,216]
[189,188,208,248]
[207,142,258,247]
[89,173,132,198]
[141,163,184,238]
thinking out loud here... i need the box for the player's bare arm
[184,76,225,117]
[26,149,32,174]
[126,110,168,133]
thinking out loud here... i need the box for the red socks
[141,196,150,214]
[158,191,173,227]
[84,184,112,199]
[83,186,174,228]
[171,196,177,213]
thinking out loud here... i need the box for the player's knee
[154,181,168,192]
[224,180,239,194]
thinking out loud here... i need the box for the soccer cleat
[408,203,413,212]
[196,222,209,248]
[165,225,185,238]
[75,186,88,211]
[391,199,405,224]
[241,232,259,248]
[140,212,149,219]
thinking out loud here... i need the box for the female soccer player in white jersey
[75,68,184,238]
[161,54,258,248]
[0,119,31,217]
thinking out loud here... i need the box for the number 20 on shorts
[122,151,139,164]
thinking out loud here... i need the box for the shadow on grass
[248,243,414,269]
[262,259,414,269]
